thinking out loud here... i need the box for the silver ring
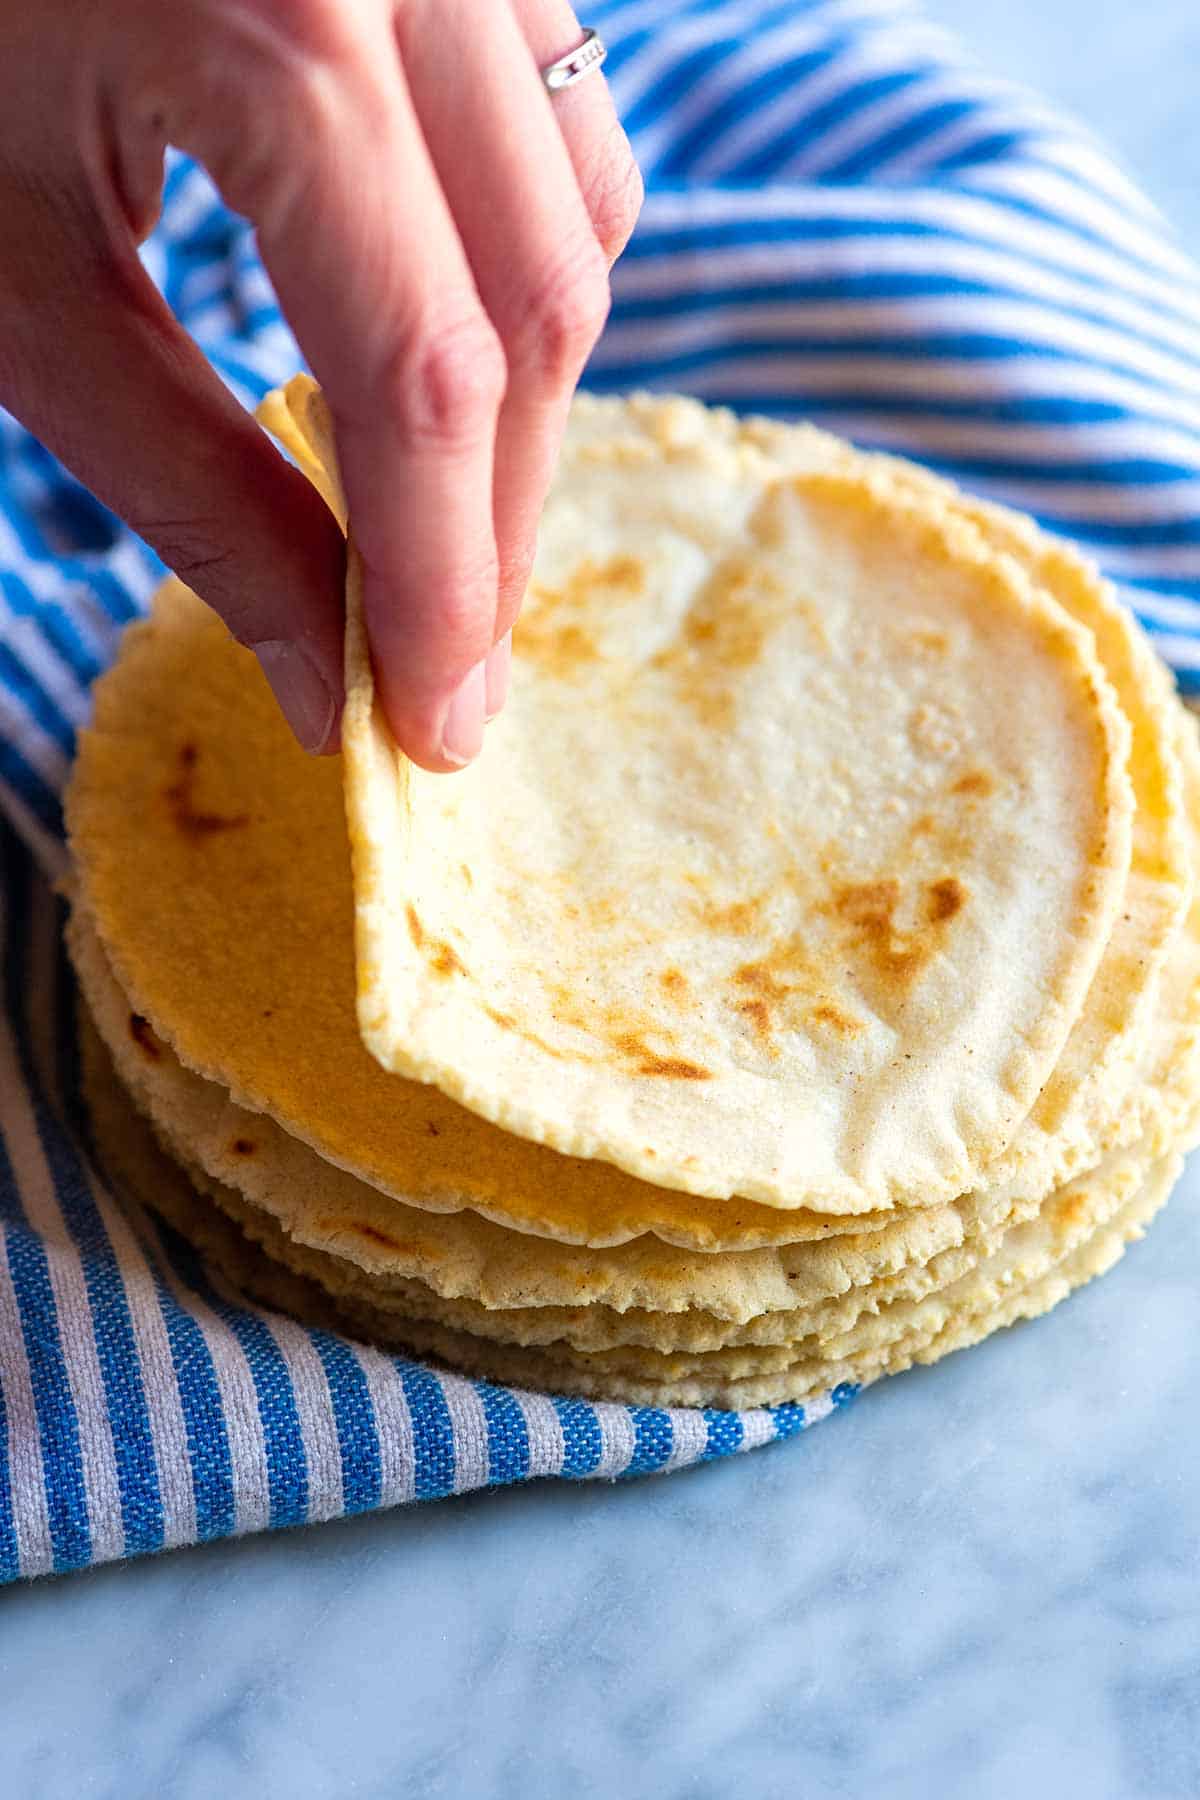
[540,27,607,94]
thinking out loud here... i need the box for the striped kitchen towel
[0,0,1198,1581]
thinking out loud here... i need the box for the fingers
[159,4,509,771]
[0,164,346,753]
[0,0,641,772]
[398,0,635,641]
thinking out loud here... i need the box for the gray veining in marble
[3,2,1200,1795]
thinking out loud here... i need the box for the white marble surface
[5,3,1200,1795]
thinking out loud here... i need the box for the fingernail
[485,631,512,722]
[252,640,336,754]
[440,659,487,767]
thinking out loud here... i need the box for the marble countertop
[5,4,1200,1796]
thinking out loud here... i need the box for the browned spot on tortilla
[885,945,925,982]
[613,1031,711,1080]
[230,1138,256,1156]
[835,879,900,928]
[725,939,829,1045]
[659,967,690,1000]
[577,891,625,931]
[679,588,768,669]
[460,863,474,890]
[488,1002,567,1062]
[128,1012,161,1060]
[536,978,716,1077]
[406,903,464,978]
[733,958,792,1003]
[347,1220,402,1252]
[519,555,645,678]
[952,769,994,798]
[809,1002,864,1035]
[589,553,645,592]
[700,894,766,935]
[910,627,949,654]
[430,942,464,978]
[737,996,772,1042]
[829,880,932,989]
[517,620,599,678]
[316,1218,442,1263]
[911,814,936,838]
[927,876,967,923]
[164,743,248,839]
[650,559,793,732]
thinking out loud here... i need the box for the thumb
[0,191,346,753]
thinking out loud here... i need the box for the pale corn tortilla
[740,405,1193,1189]
[213,1162,1178,1409]
[72,898,1200,1357]
[266,379,1193,1222]
[275,378,1188,1215]
[67,918,1025,1355]
[62,581,942,1255]
[1105,712,1200,1152]
[178,1132,1165,1364]
[310,380,1133,1212]
[80,1008,1177,1411]
[165,1168,1180,1410]
[67,390,1188,1262]
[71,902,975,1327]
[65,464,1188,1260]
[78,977,1190,1379]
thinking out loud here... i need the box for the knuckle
[146,2,354,222]
[389,313,507,448]
[215,0,347,64]
[516,243,611,386]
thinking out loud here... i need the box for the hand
[0,0,641,768]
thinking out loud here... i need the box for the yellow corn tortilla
[80,1006,1178,1411]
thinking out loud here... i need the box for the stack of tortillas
[65,375,1200,1410]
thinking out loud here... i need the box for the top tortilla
[274,379,1133,1213]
